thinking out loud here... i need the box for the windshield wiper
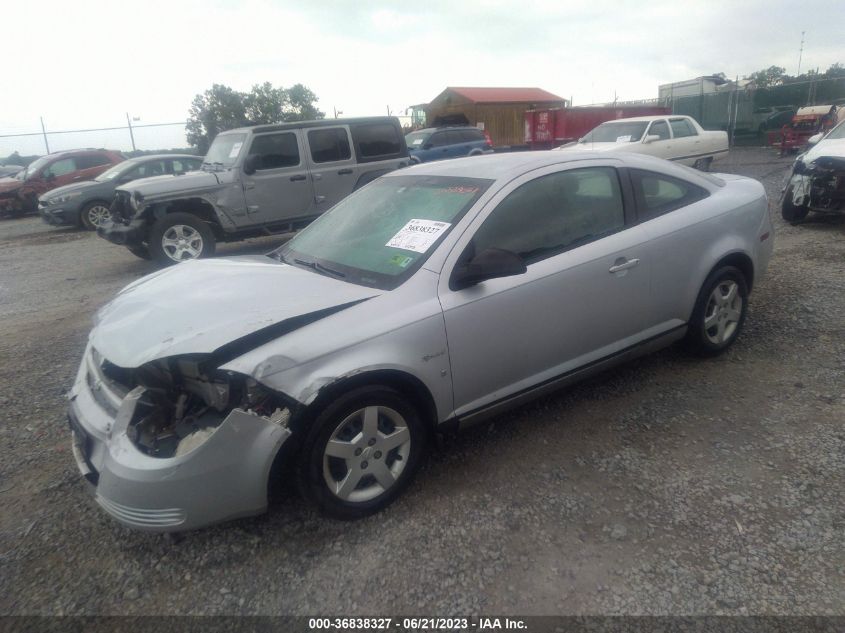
[294,258,346,278]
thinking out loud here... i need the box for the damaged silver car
[69,151,773,531]
[782,119,845,223]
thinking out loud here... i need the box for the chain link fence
[0,121,191,161]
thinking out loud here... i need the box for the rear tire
[693,157,713,172]
[149,212,215,265]
[297,385,427,519]
[781,185,810,224]
[685,265,748,357]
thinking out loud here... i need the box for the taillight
[483,130,493,147]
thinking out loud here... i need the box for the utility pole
[126,113,137,152]
[797,31,805,77]
[40,117,50,154]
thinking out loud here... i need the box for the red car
[0,148,125,218]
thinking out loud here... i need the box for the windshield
[581,121,649,143]
[19,156,50,180]
[204,133,246,168]
[275,175,492,290]
[95,161,132,182]
[404,131,430,148]
[825,121,845,140]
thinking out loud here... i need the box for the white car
[781,119,845,223]
[559,115,729,171]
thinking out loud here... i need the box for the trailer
[524,105,671,149]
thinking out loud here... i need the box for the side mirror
[807,133,823,146]
[422,143,433,150]
[243,154,259,175]
[43,172,55,182]
[643,134,661,144]
[451,247,527,290]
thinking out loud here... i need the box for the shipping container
[524,105,671,149]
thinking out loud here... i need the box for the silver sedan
[69,151,773,531]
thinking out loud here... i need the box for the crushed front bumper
[97,219,147,247]
[67,344,292,532]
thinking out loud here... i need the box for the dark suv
[0,149,124,218]
[404,126,493,163]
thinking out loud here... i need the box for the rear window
[76,154,113,169]
[461,128,485,142]
[352,123,405,161]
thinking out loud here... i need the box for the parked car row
[0,149,124,218]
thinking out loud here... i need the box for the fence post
[40,117,50,154]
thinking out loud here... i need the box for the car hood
[41,180,99,200]
[116,170,221,198]
[0,177,23,195]
[803,137,845,163]
[91,255,381,368]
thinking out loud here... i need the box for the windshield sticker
[228,142,243,158]
[386,219,452,253]
[615,135,632,143]
[410,139,424,146]
[439,185,480,194]
[390,255,414,268]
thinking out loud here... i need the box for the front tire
[781,185,810,224]
[685,265,748,356]
[149,212,215,265]
[297,386,427,519]
[80,201,112,231]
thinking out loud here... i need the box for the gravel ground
[0,147,843,616]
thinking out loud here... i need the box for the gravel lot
[0,147,843,616]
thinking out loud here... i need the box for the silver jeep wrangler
[99,117,409,264]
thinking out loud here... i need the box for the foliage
[746,66,786,88]
[186,82,324,153]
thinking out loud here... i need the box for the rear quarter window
[630,169,709,221]
[351,123,405,162]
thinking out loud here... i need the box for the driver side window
[471,167,626,263]
[648,120,670,140]
[43,158,76,178]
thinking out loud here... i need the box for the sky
[1,0,841,157]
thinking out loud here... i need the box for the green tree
[186,82,324,153]
[824,63,845,78]
[285,84,324,121]
[746,65,786,88]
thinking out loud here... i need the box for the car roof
[386,150,722,188]
[410,127,480,134]
[122,154,200,164]
[596,115,682,123]
[45,148,122,158]
[223,117,399,135]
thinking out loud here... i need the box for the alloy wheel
[86,204,112,228]
[703,280,742,345]
[322,405,411,503]
[161,224,203,262]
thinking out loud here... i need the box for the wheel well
[307,370,439,432]
[713,252,755,292]
[151,198,223,237]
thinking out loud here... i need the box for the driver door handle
[609,258,640,273]
[290,174,307,182]
[337,168,353,175]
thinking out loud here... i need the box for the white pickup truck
[558,115,729,170]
